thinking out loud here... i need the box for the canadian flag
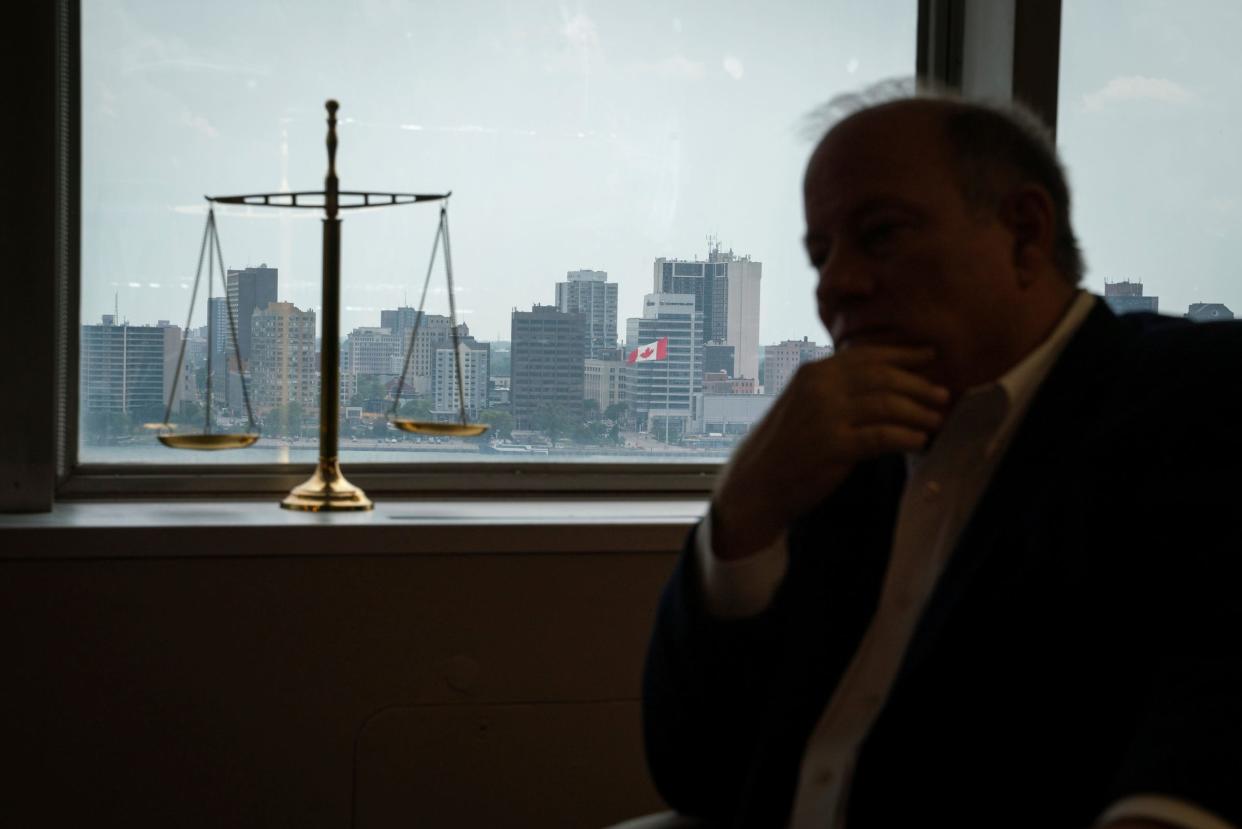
[627,336,669,364]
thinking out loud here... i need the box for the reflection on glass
[80,0,915,464]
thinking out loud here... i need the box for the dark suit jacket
[643,300,1242,828]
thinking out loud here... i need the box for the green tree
[573,420,607,444]
[84,410,132,443]
[604,401,628,423]
[265,401,305,437]
[370,417,391,438]
[350,374,388,409]
[398,397,433,420]
[532,402,574,443]
[172,400,203,426]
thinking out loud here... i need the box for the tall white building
[555,269,618,360]
[433,341,490,421]
[653,244,761,383]
[722,251,762,384]
[624,293,703,440]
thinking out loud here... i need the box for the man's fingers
[843,344,937,367]
[796,345,934,379]
[855,364,951,407]
[850,392,945,432]
[848,424,931,457]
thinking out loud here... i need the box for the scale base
[281,458,373,511]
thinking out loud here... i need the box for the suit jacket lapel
[893,299,1131,686]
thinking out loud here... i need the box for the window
[78,0,916,470]
[1058,0,1242,320]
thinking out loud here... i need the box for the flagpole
[664,339,670,444]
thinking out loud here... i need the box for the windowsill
[0,497,705,559]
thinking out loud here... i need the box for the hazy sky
[81,0,916,345]
[82,0,1242,350]
[1059,0,1242,315]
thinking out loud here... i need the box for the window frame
[13,0,1062,506]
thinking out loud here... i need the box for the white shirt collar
[909,290,1098,469]
[992,290,1097,423]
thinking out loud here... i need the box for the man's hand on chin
[711,344,949,561]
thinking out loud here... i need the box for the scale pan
[157,433,260,450]
[391,419,489,437]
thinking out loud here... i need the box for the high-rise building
[653,244,761,382]
[555,269,618,359]
[250,302,317,411]
[379,307,454,395]
[763,337,834,397]
[207,296,229,357]
[654,258,727,342]
[225,264,278,363]
[723,251,762,383]
[510,304,585,430]
[1103,280,1158,315]
[80,316,168,420]
[345,327,400,376]
[1185,303,1234,322]
[584,358,625,412]
[433,340,490,421]
[339,371,358,406]
[624,293,704,440]
[156,320,193,411]
[704,343,736,377]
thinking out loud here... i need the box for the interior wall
[2,542,677,828]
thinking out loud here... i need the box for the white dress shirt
[696,291,1235,829]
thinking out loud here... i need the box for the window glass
[1058,0,1242,319]
[80,0,915,464]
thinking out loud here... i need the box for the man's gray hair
[804,78,1086,286]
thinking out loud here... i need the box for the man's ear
[999,184,1056,288]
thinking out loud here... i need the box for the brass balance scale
[151,100,488,510]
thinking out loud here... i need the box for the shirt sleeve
[695,507,789,619]
[1098,794,1238,829]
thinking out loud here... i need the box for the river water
[80,438,729,465]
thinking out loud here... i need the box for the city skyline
[80,0,921,351]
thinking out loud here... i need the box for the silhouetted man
[643,89,1242,829]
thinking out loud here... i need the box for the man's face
[804,103,1023,393]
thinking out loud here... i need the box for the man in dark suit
[642,92,1242,828]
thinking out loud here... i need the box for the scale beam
[208,190,450,210]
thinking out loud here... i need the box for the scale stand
[206,100,449,511]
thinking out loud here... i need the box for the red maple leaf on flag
[640,347,654,358]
